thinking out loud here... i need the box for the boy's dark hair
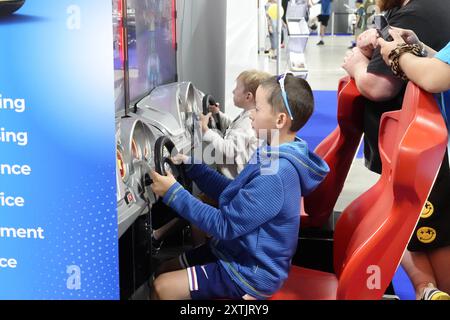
[259,74,314,132]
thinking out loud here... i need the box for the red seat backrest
[302,77,365,227]
[332,81,447,299]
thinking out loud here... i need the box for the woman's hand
[377,29,406,65]
[390,26,420,45]
[342,47,370,77]
[357,28,379,58]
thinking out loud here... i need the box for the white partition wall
[177,0,259,120]
[176,0,227,106]
[224,0,259,120]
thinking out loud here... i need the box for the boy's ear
[246,92,254,101]
[276,113,289,129]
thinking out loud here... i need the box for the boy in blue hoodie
[149,73,329,300]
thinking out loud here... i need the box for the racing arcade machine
[113,0,213,299]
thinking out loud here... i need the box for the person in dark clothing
[281,0,289,46]
[317,0,333,45]
[342,0,450,300]
[282,0,289,23]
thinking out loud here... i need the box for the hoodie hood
[256,137,329,196]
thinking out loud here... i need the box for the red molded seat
[302,77,365,228]
[271,267,338,300]
[271,81,447,300]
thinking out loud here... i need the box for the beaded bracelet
[388,43,425,80]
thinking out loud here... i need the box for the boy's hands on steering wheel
[208,103,221,115]
[170,153,190,165]
[150,170,177,198]
[200,112,212,133]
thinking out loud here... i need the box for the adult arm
[397,54,450,93]
[377,30,450,93]
[342,47,405,101]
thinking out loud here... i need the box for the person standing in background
[317,0,333,45]
[266,0,285,59]
[281,0,289,48]
[349,0,365,49]
[362,0,377,28]
[348,0,377,48]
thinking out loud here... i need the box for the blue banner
[0,0,119,299]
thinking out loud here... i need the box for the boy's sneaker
[421,287,450,300]
[317,40,324,45]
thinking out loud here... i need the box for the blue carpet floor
[392,266,416,300]
[298,90,364,158]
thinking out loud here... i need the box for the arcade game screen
[127,0,177,102]
[112,0,177,112]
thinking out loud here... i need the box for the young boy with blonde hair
[201,69,272,179]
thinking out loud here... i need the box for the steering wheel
[154,136,191,191]
[0,0,25,16]
[202,94,222,132]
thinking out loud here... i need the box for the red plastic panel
[334,82,447,299]
[273,80,447,300]
[269,266,338,300]
[302,77,365,227]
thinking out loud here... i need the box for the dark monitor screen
[127,0,177,103]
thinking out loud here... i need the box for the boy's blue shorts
[179,243,248,300]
